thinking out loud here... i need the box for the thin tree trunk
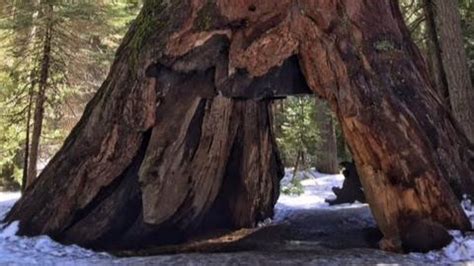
[292,151,302,180]
[5,0,473,253]
[26,3,52,188]
[430,0,474,142]
[423,0,450,107]
[22,83,34,191]
[315,98,338,174]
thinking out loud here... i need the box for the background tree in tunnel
[273,96,341,175]
[274,96,319,176]
[314,98,338,174]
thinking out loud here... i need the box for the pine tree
[275,96,319,173]
[0,0,140,188]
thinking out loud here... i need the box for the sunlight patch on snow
[0,192,21,204]
[0,192,21,220]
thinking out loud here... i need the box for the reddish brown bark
[5,0,474,253]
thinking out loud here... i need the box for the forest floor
[1,171,474,265]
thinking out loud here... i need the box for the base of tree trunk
[6,95,283,250]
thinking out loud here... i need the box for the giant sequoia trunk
[5,0,474,253]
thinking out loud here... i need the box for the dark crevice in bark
[218,55,313,99]
[184,100,207,161]
[58,129,152,248]
[158,35,312,100]
[201,128,244,230]
[164,35,229,73]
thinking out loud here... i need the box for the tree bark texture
[22,83,34,192]
[314,98,338,174]
[422,0,450,107]
[429,0,474,142]
[5,0,474,253]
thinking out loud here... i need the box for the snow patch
[0,224,111,264]
[462,195,474,228]
[0,193,111,264]
[275,170,367,221]
[442,231,474,261]
[0,221,19,239]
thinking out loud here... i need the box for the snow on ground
[0,192,20,221]
[276,169,474,263]
[0,192,113,265]
[1,171,474,264]
[274,169,370,223]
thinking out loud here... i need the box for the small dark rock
[401,219,453,253]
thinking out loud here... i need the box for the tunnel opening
[268,94,381,251]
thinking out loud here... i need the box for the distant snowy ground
[275,170,371,222]
[277,170,365,209]
[1,171,474,264]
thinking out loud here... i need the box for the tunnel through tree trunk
[5,0,474,253]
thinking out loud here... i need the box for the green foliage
[274,96,319,169]
[374,39,397,52]
[0,44,27,187]
[399,0,426,49]
[0,0,140,189]
[459,0,473,77]
[399,0,473,76]
[281,178,304,196]
[274,96,350,170]
[195,0,215,31]
[128,0,166,67]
